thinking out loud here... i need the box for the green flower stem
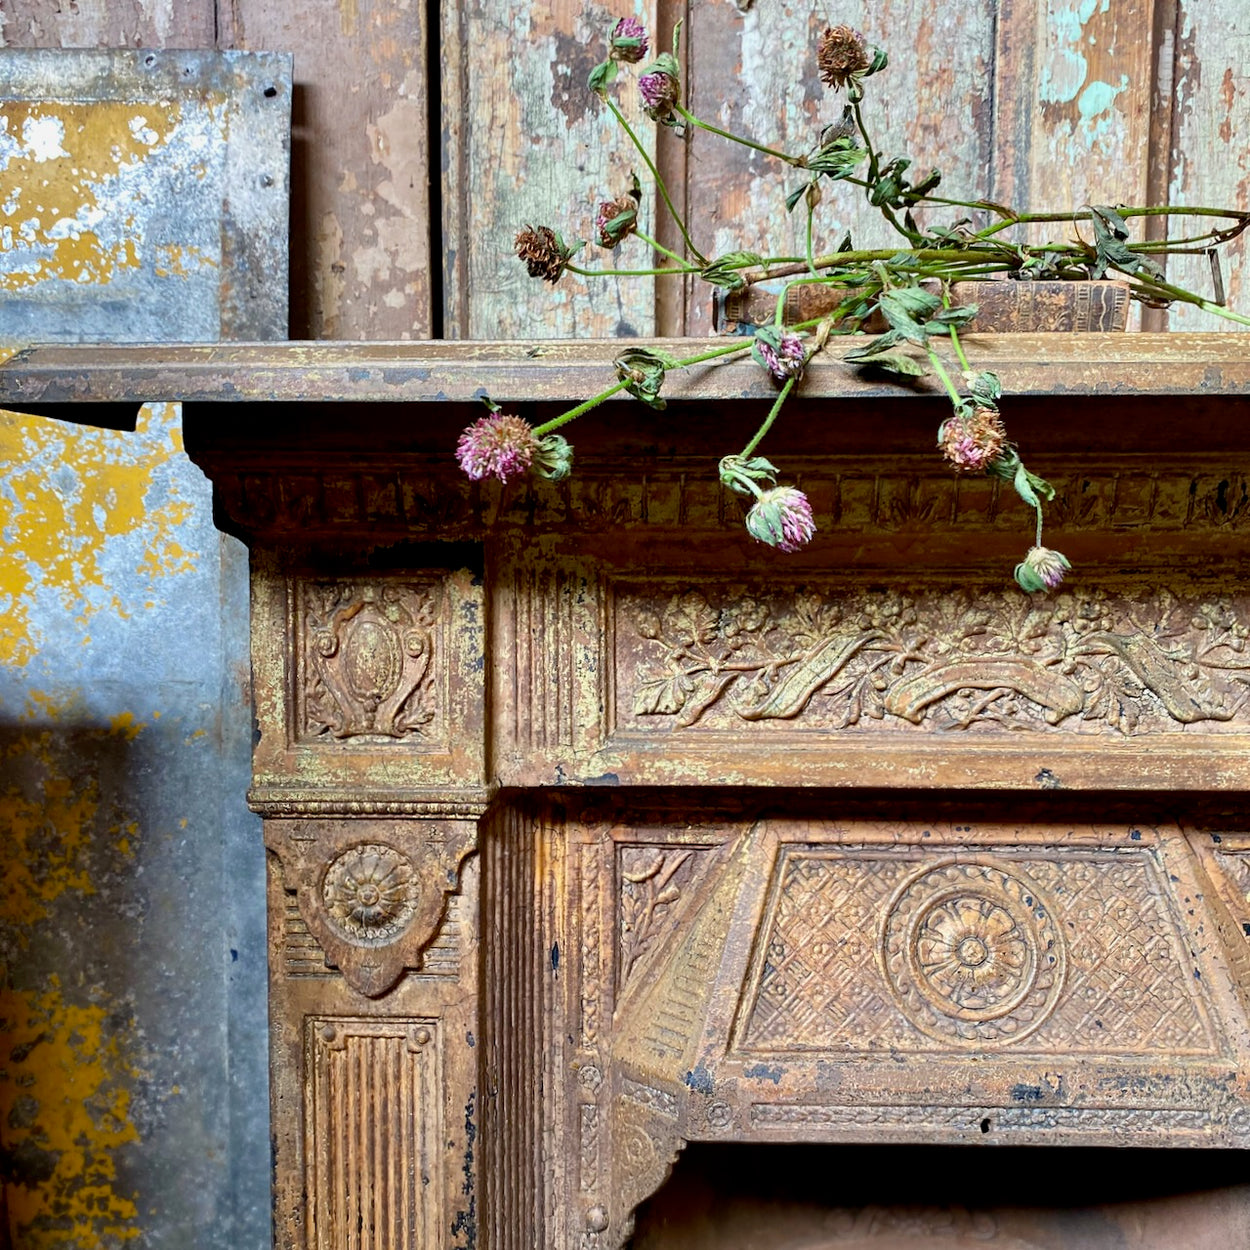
[850,98,880,185]
[634,230,689,266]
[671,341,756,368]
[567,263,697,277]
[924,343,965,409]
[532,340,756,438]
[1126,273,1250,327]
[673,104,802,166]
[1035,506,1044,549]
[972,203,1250,241]
[805,198,818,276]
[739,376,798,460]
[947,323,973,375]
[604,96,707,265]
[734,246,1012,285]
[533,380,631,435]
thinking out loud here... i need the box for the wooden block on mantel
[716,279,1131,335]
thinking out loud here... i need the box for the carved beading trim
[749,1103,1215,1134]
[249,790,489,818]
[618,583,1250,736]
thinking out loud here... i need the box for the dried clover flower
[746,486,816,553]
[753,327,807,381]
[610,17,649,63]
[639,68,680,120]
[515,225,576,283]
[597,194,638,248]
[938,406,1007,472]
[817,25,872,90]
[456,412,539,482]
[1015,546,1071,593]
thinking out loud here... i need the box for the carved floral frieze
[619,585,1250,734]
[297,579,441,742]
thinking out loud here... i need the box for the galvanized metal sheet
[0,49,291,341]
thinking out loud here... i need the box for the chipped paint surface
[0,402,268,1247]
[0,50,291,341]
[0,403,193,668]
[446,1,659,339]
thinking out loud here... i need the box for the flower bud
[816,26,872,90]
[938,406,1007,472]
[456,412,540,483]
[751,326,807,382]
[746,486,817,553]
[514,225,581,283]
[1014,546,1071,593]
[610,17,649,63]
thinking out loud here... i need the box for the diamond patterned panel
[737,848,1217,1055]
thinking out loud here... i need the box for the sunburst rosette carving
[322,843,419,945]
[881,860,1065,1045]
[264,818,477,998]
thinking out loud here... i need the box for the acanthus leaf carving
[618,844,709,993]
[623,585,1250,735]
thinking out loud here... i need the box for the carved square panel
[248,559,486,806]
[295,578,446,747]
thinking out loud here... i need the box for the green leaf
[809,136,867,181]
[926,303,980,329]
[854,352,928,377]
[785,183,807,214]
[969,370,1002,406]
[1013,460,1040,509]
[879,288,942,344]
[844,330,905,358]
[587,59,617,94]
[701,252,764,289]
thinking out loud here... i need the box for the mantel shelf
[2,334,1249,416]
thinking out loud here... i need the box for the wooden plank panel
[0,0,214,47]
[680,0,997,334]
[1166,0,1250,329]
[441,1,660,340]
[993,0,1159,237]
[223,0,432,340]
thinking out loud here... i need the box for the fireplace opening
[628,1142,1250,1249]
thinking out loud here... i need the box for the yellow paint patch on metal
[0,694,144,932]
[0,101,189,291]
[0,402,196,667]
[0,976,141,1246]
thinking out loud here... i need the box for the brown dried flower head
[515,225,571,283]
[817,25,872,90]
[939,406,1007,472]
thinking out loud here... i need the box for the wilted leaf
[854,352,928,377]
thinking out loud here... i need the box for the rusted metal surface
[0,0,215,47]
[2,334,1250,410]
[0,50,291,341]
[195,365,1250,1248]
